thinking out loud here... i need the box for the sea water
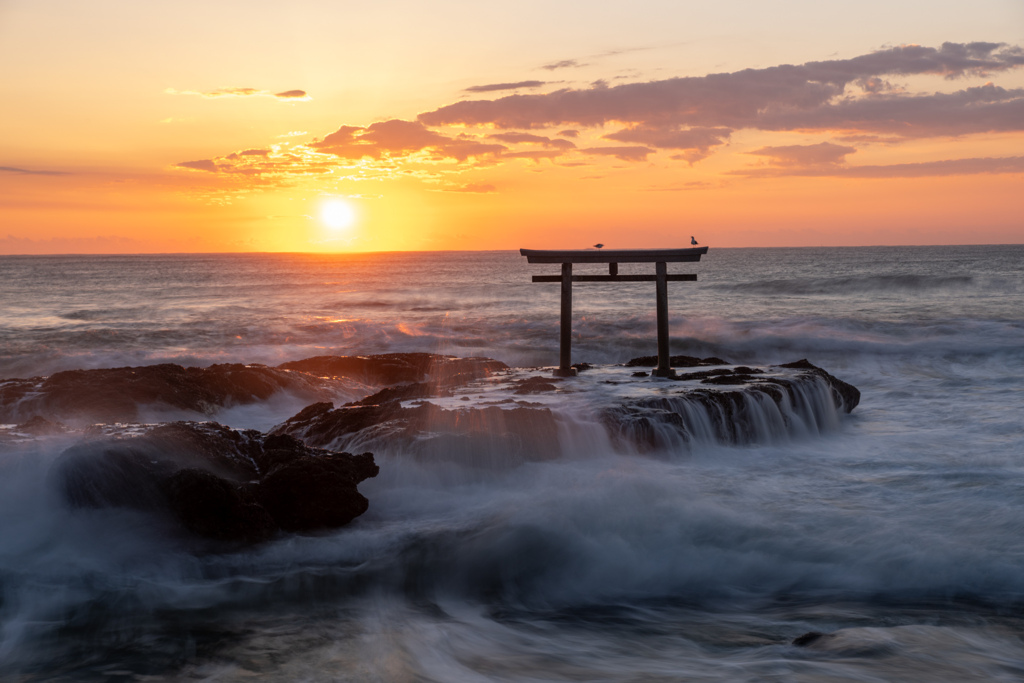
[1,246,1023,681]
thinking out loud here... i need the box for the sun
[321,198,356,231]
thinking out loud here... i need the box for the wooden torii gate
[520,246,709,377]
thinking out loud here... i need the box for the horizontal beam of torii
[520,246,709,377]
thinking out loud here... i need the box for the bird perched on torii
[690,236,698,246]
[594,243,604,249]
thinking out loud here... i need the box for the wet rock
[275,401,561,465]
[777,359,861,412]
[625,355,729,368]
[792,631,832,647]
[49,421,378,546]
[277,353,507,385]
[632,371,649,377]
[258,452,377,532]
[164,469,277,544]
[15,415,69,435]
[1,363,329,425]
[513,376,560,394]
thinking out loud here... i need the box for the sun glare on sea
[321,198,356,231]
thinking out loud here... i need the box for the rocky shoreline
[2,352,860,547]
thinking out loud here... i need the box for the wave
[717,274,974,295]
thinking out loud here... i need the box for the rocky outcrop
[0,363,329,425]
[0,353,508,425]
[601,360,858,452]
[274,401,561,466]
[49,421,378,545]
[278,353,508,385]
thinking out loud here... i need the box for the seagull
[594,243,604,249]
[690,236,698,246]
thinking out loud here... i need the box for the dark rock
[15,415,69,435]
[571,362,593,372]
[792,631,832,647]
[257,452,377,532]
[632,371,649,377]
[625,355,730,368]
[777,359,861,412]
[49,421,378,546]
[513,376,559,394]
[164,469,277,544]
[275,401,561,465]
[1,363,329,425]
[277,353,507,385]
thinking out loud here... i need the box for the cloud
[603,126,732,162]
[488,132,575,149]
[465,81,546,93]
[310,119,506,162]
[541,59,583,71]
[558,129,580,138]
[0,165,69,176]
[731,154,1024,178]
[177,159,219,172]
[747,142,857,167]
[582,146,654,161]
[274,89,310,100]
[419,43,1024,140]
[166,87,310,101]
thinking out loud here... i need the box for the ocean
[1,245,1023,681]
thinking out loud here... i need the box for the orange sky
[2,0,1023,253]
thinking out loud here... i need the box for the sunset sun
[321,198,355,231]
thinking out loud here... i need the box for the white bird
[690,236,698,246]
[594,243,604,249]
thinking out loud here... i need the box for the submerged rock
[49,421,378,546]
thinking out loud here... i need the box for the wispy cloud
[165,87,311,101]
[1,165,69,176]
[541,59,583,71]
[464,80,546,93]
[731,154,1024,178]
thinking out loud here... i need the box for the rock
[513,376,560,394]
[277,353,507,385]
[625,355,729,368]
[1,363,329,425]
[164,469,277,544]
[274,400,561,465]
[777,359,861,412]
[257,452,378,532]
[792,631,832,647]
[49,421,378,546]
[15,415,68,435]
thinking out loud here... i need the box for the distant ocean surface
[2,246,1024,680]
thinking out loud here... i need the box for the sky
[1,0,1022,253]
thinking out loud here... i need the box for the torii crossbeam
[520,246,709,377]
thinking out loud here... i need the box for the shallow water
[1,246,1023,680]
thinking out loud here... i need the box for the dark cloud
[603,126,732,162]
[489,132,575,149]
[542,59,582,71]
[747,142,857,167]
[0,166,69,176]
[465,81,546,93]
[558,129,580,138]
[730,155,1024,178]
[583,146,654,161]
[176,159,219,172]
[419,43,1024,140]
[274,89,309,99]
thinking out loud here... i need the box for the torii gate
[520,246,709,377]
